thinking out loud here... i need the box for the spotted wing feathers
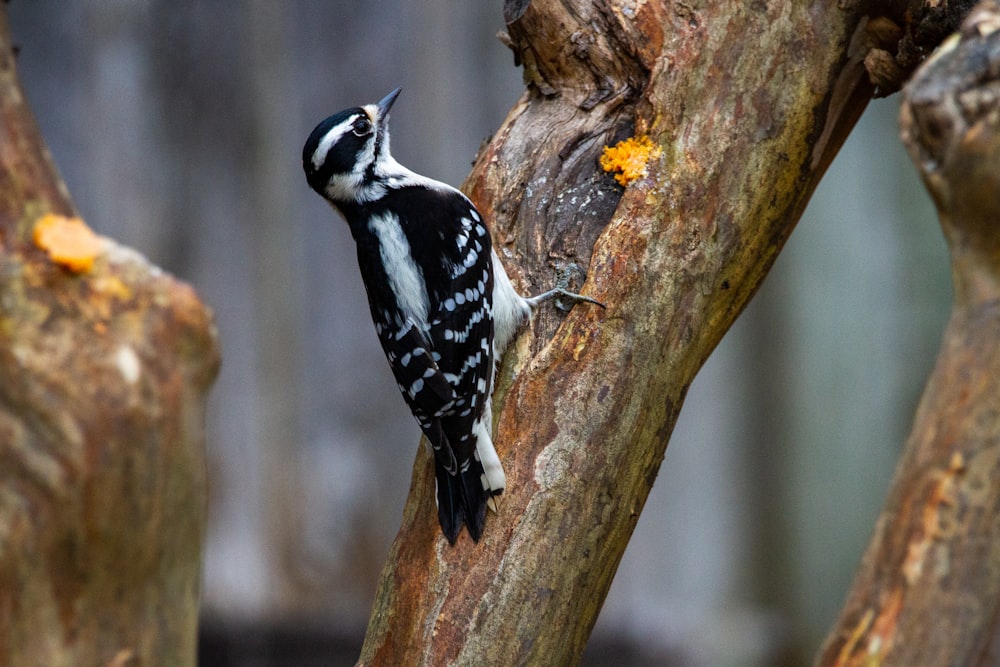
[360,190,500,543]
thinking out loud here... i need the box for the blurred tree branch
[0,8,218,666]
[358,1,975,664]
[818,3,1000,665]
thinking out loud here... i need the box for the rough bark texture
[817,3,1000,665]
[360,2,858,665]
[0,9,219,667]
[357,1,970,665]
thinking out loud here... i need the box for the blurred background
[7,2,949,665]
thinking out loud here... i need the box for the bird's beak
[377,88,401,119]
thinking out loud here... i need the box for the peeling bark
[0,9,219,666]
[818,3,1000,665]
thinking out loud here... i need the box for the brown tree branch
[356,1,972,664]
[0,9,219,666]
[358,2,883,664]
[817,3,1000,664]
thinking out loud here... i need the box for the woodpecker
[302,88,601,544]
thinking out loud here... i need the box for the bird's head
[303,87,401,205]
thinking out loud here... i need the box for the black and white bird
[302,88,600,544]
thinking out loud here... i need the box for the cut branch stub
[0,8,219,666]
[901,2,1000,301]
[502,0,655,106]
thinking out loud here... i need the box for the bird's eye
[352,118,373,136]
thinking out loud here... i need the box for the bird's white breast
[368,212,430,327]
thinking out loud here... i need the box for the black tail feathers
[435,461,493,544]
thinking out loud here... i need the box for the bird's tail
[431,417,506,544]
[435,460,493,544]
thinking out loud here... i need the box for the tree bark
[0,9,219,667]
[359,2,866,665]
[355,1,970,665]
[817,3,1000,665]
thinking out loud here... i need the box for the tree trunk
[339,1,976,664]
[355,1,944,664]
[817,3,1000,665]
[0,9,219,666]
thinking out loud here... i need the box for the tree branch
[818,3,1000,664]
[358,1,971,664]
[358,2,882,663]
[0,9,219,665]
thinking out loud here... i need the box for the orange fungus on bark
[33,213,103,273]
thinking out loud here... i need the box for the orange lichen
[32,213,103,273]
[599,135,658,186]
